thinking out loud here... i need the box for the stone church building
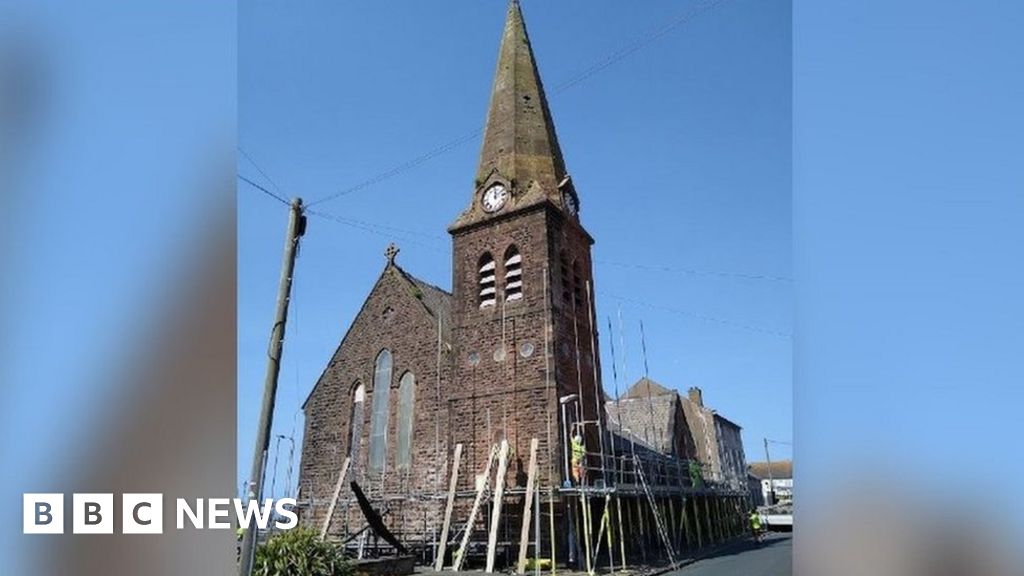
[298,1,749,563]
[299,0,602,537]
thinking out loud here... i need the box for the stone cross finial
[385,243,400,264]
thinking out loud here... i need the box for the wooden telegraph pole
[239,198,306,576]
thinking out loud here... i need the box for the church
[298,1,749,567]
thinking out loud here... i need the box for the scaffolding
[302,428,751,574]
[300,275,752,572]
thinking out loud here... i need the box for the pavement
[664,533,791,576]
[418,534,793,576]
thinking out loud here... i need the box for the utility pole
[763,437,775,506]
[239,198,306,576]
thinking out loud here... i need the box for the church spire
[452,1,575,231]
[476,0,567,188]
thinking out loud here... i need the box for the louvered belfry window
[504,246,523,302]
[479,253,496,308]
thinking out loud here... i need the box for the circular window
[519,342,535,358]
[467,352,480,367]
[493,345,507,362]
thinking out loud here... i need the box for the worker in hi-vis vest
[749,509,764,542]
[571,433,585,485]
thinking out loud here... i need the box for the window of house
[504,246,522,302]
[367,349,392,476]
[479,253,496,308]
[395,371,416,471]
[349,382,365,465]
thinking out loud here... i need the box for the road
[668,534,792,576]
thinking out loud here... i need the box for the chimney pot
[688,387,703,407]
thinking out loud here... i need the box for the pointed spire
[450,1,576,232]
[477,0,566,189]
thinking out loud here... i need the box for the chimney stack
[688,387,703,407]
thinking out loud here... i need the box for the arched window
[349,382,365,464]
[367,349,392,476]
[504,246,523,302]
[479,253,496,308]
[395,371,416,471]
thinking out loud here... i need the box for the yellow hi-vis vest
[571,438,585,463]
[750,513,762,530]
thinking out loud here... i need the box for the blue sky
[794,0,1024,517]
[1,0,1020,571]
[1,1,236,570]
[239,0,792,497]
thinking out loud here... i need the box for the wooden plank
[680,495,692,549]
[319,457,351,539]
[615,496,626,569]
[580,492,593,575]
[668,496,678,548]
[516,438,540,574]
[434,443,463,571]
[548,492,557,575]
[452,445,498,571]
[485,439,511,573]
[694,496,703,549]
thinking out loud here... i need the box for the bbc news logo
[23,494,297,534]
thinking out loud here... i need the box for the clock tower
[448,0,601,487]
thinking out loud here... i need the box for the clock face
[562,191,578,216]
[482,183,509,213]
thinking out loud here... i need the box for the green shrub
[254,529,353,576]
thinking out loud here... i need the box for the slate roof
[748,460,793,480]
[605,395,677,455]
[621,377,674,400]
[605,378,680,455]
[395,266,453,342]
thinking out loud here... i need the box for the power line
[305,128,483,208]
[606,293,791,339]
[549,0,727,95]
[239,146,289,198]
[307,0,729,209]
[238,173,289,206]
[305,209,446,254]
[594,259,791,283]
[306,209,445,242]
[238,143,448,246]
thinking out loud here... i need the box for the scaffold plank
[319,456,351,539]
[434,443,463,571]
[485,439,510,573]
[453,444,498,571]
[516,438,539,574]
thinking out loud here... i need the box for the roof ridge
[408,272,452,296]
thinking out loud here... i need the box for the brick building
[606,378,749,491]
[299,0,602,544]
[298,1,750,566]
